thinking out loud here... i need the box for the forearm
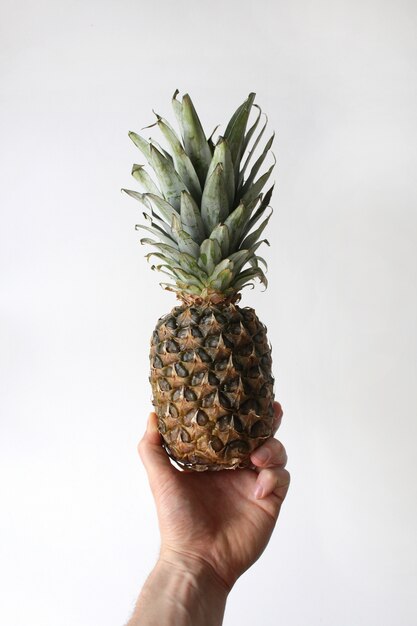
[126,552,229,626]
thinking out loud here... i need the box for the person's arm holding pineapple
[126,401,289,626]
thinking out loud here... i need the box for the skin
[126,401,290,626]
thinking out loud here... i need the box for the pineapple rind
[150,302,274,471]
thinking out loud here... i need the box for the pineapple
[123,91,276,471]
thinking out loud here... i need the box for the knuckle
[273,468,291,499]
[270,439,288,466]
[270,437,284,453]
[279,468,291,485]
[273,401,283,417]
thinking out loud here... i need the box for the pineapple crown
[122,90,276,302]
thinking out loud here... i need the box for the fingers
[251,437,289,500]
[254,467,291,501]
[251,437,287,468]
[272,401,283,435]
[137,413,175,488]
[139,402,286,500]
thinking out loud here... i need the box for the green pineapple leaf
[201,163,229,235]
[206,137,235,208]
[241,133,275,196]
[154,113,202,201]
[121,188,152,210]
[232,266,268,291]
[238,113,267,183]
[131,164,160,195]
[140,240,182,264]
[198,238,222,275]
[176,92,212,186]
[241,184,274,238]
[171,214,201,257]
[229,240,267,274]
[144,192,177,225]
[128,131,151,160]
[135,222,177,247]
[242,104,262,154]
[224,197,260,249]
[209,224,230,257]
[142,212,178,242]
[208,268,234,292]
[241,159,275,206]
[239,210,273,250]
[177,252,209,281]
[171,267,206,289]
[149,143,187,211]
[126,91,277,297]
[180,191,206,244]
[208,258,234,283]
[224,93,256,178]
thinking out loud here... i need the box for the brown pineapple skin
[149,301,275,471]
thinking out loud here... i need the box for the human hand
[138,401,290,592]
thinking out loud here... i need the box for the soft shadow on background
[1,0,416,624]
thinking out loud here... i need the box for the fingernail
[254,483,264,499]
[252,447,270,464]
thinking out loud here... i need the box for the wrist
[157,548,229,623]
[127,550,228,626]
[159,547,231,597]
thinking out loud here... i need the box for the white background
[1,0,417,624]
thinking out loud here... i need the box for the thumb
[137,412,175,487]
